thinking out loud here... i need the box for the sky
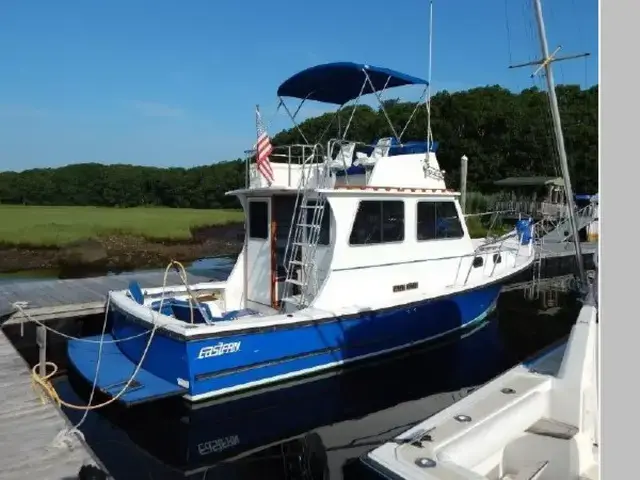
[0,0,598,172]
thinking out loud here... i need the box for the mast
[426,0,433,148]
[530,0,587,287]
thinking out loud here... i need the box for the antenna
[510,0,589,288]
[426,0,434,147]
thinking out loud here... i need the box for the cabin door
[246,198,274,307]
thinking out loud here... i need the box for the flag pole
[255,103,261,170]
[255,104,273,187]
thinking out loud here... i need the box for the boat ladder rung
[292,241,312,247]
[281,294,306,305]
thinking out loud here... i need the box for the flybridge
[240,62,446,192]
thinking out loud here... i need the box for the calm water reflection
[48,289,580,480]
[0,255,237,284]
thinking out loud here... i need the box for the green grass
[0,201,510,247]
[465,215,512,239]
[464,191,502,215]
[0,205,244,247]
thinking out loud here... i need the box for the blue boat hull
[67,319,501,477]
[68,284,502,405]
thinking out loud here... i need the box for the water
[13,289,579,480]
[0,255,238,284]
[0,269,60,284]
[1,257,583,479]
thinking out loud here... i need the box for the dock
[0,329,106,479]
[0,270,213,326]
[538,240,597,259]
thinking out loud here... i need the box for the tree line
[0,84,598,208]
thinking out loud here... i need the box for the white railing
[492,200,570,219]
[246,143,326,189]
[445,229,530,288]
[533,203,596,243]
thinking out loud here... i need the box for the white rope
[16,261,185,452]
[13,298,151,344]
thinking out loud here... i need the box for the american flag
[255,106,275,184]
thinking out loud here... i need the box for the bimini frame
[275,61,432,149]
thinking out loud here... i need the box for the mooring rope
[13,297,152,344]
[11,260,192,452]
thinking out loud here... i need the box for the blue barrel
[516,218,533,245]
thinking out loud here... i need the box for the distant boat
[585,193,599,242]
[67,61,536,406]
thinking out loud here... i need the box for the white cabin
[224,139,532,316]
[216,62,535,317]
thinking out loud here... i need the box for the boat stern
[67,333,189,406]
[67,288,197,406]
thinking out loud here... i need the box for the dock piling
[37,324,47,378]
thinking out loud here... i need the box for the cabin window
[305,201,331,245]
[248,200,269,239]
[349,200,405,245]
[416,201,464,241]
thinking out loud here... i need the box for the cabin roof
[227,186,459,197]
[276,62,428,105]
[225,187,297,197]
[493,176,564,187]
[324,186,458,195]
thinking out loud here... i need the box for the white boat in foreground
[362,272,599,480]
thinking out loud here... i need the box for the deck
[0,330,107,479]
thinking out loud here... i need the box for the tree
[0,84,598,208]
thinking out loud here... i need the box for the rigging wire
[504,0,514,66]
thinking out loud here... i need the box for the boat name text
[197,341,242,359]
[198,435,240,455]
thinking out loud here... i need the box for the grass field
[0,205,244,247]
[0,201,504,248]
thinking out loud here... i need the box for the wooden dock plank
[0,269,216,324]
[0,330,106,480]
[41,280,101,304]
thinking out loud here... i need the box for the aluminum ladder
[281,146,327,311]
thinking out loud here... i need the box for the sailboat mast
[426,0,434,147]
[531,0,587,287]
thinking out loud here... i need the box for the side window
[349,200,405,245]
[417,201,464,241]
[248,201,268,239]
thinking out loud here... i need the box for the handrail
[465,209,522,242]
[534,203,596,243]
[245,143,326,188]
